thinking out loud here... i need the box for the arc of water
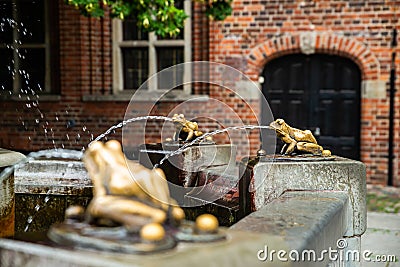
[154,125,273,168]
[90,115,174,145]
[0,115,174,182]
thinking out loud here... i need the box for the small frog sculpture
[269,118,331,157]
[172,113,203,142]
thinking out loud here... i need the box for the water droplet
[35,119,39,123]
[35,204,40,211]
[27,216,33,223]
[44,196,50,203]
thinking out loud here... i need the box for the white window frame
[0,0,52,94]
[112,0,192,95]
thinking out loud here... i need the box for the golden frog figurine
[172,113,203,142]
[269,119,331,157]
[75,140,185,235]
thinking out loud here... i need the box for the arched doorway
[261,53,361,160]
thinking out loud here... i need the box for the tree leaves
[65,0,232,37]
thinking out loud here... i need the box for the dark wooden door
[262,54,361,159]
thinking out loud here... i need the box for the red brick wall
[209,0,400,186]
[1,0,399,186]
[0,4,122,151]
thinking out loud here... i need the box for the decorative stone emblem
[300,31,316,55]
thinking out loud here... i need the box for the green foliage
[65,0,232,37]
[205,0,233,21]
[367,192,400,213]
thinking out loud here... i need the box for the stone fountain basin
[1,191,349,267]
[11,156,240,232]
[9,155,366,236]
[13,159,92,232]
[1,153,366,266]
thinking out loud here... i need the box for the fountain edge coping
[252,157,366,237]
[0,148,26,169]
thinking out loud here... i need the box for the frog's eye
[277,119,284,125]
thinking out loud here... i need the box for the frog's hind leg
[186,130,194,141]
[284,141,297,155]
[296,142,323,155]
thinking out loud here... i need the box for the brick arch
[247,33,380,81]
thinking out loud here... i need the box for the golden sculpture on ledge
[49,140,224,253]
[172,113,203,142]
[82,140,185,234]
[269,119,331,157]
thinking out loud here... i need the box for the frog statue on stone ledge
[269,118,331,157]
[67,140,185,235]
[51,140,224,250]
[172,113,203,142]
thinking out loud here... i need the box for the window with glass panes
[112,0,191,93]
[0,0,58,94]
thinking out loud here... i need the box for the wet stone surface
[13,159,92,233]
[15,194,91,233]
[1,149,25,237]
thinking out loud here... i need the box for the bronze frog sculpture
[269,118,331,157]
[68,140,185,235]
[49,140,224,251]
[172,113,203,142]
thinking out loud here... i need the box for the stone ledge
[14,160,91,195]
[0,148,26,168]
[0,191,349,266]
[231,191,348,258]
[0,94,61,102]
[82,93,209,102]
[251,157,366,237]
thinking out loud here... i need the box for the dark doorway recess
[261,53,361,160]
